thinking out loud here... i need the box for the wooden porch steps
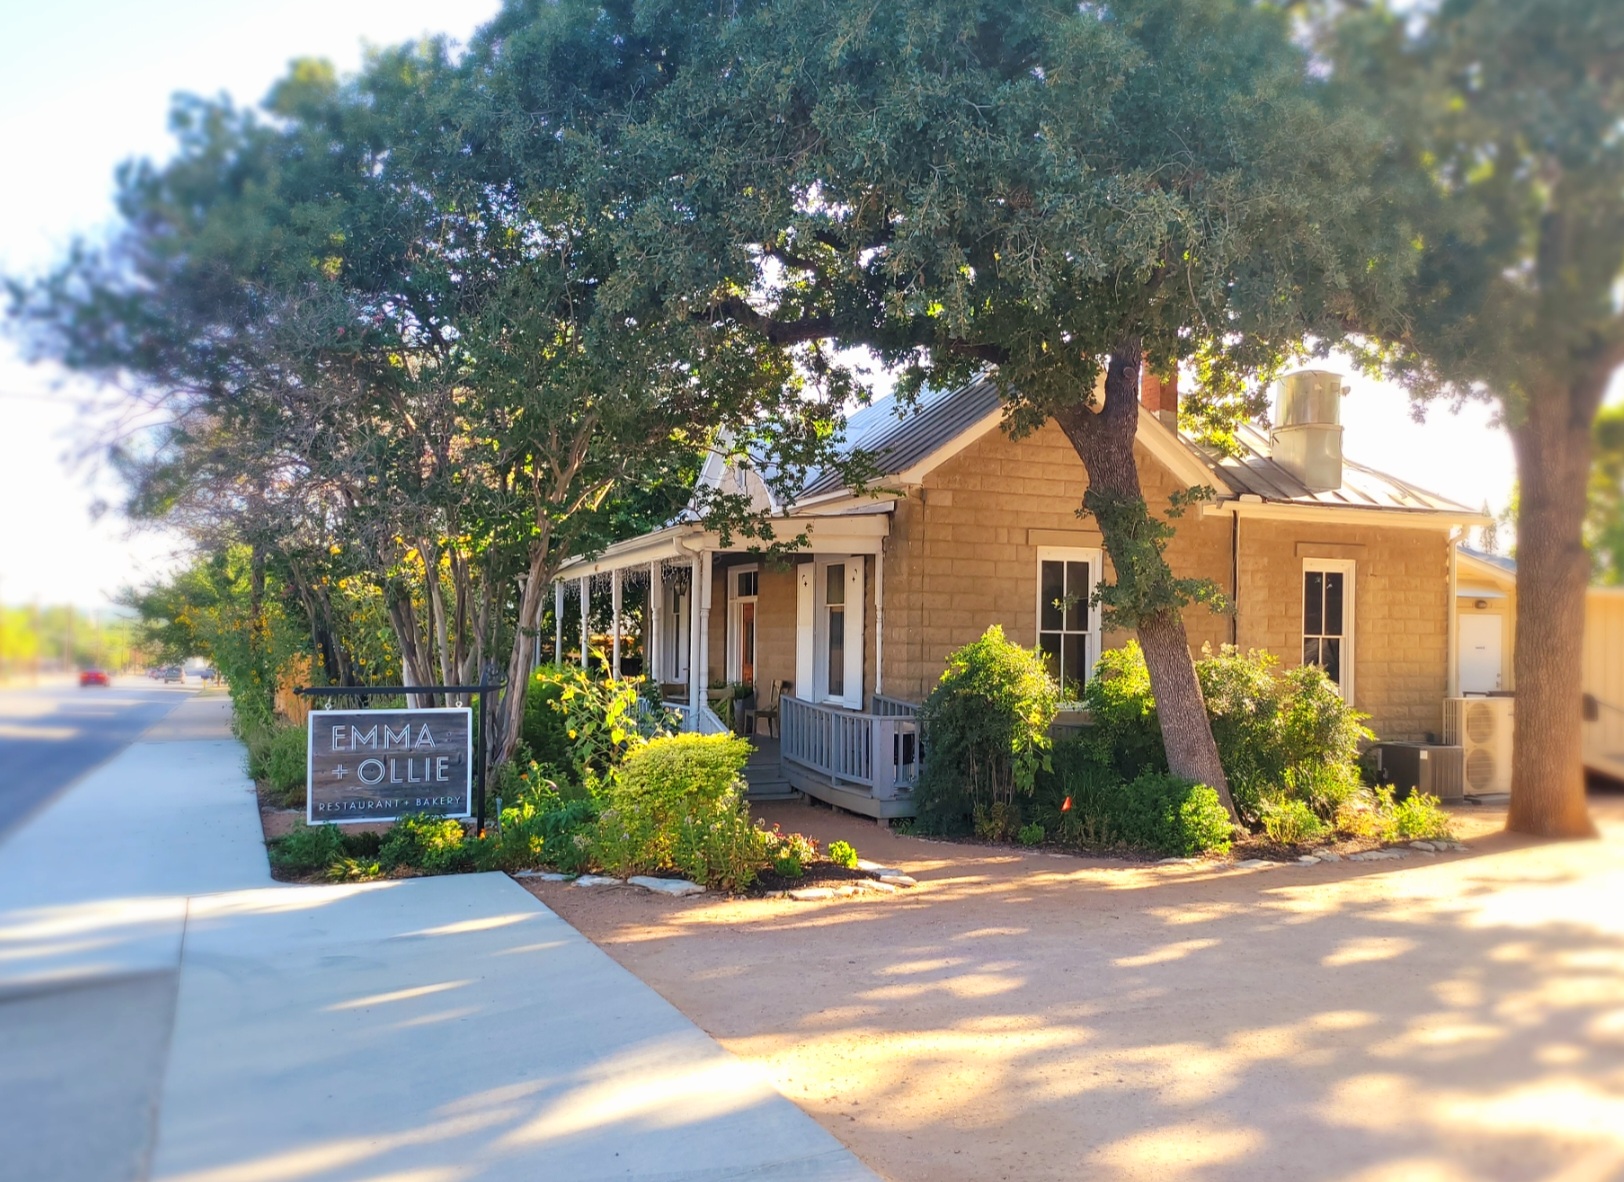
[744,735,800,802]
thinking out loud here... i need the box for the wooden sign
[307,708,472,824]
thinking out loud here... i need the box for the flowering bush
[760,825,818,878]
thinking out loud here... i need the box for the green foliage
[591,734,763,890]
[1590,406,1624,585]
[1082,487,1228,632]
[268,824,346,876]
[498,771,602,875]
[253,724,308,807]
[1113,773,1234,858]
[826,840,859,870]
[1090,643,1372,824]
[1030,744,1231,856]
[762,827,818,879]
[1380,790,1455,842]
[527,667,674,783]
[1078,642,1166,780]
[379,814,474,875]
[1016,822,1046,847]
[913,627,1059,834]
[1261,799,1328,847]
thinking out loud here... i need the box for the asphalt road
[0,680,194,844]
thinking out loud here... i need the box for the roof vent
[1270,370,1348,492]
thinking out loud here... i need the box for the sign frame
[306,706,474,825]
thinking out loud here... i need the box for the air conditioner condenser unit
[1371,743,1466,803]
[1444,697,1515,796]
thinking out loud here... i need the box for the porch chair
[753,679,789,737]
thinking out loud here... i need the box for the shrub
[591,733,763,889]
[522,666,674,782]
[1114,773,1234,857]
[913,626,1059,834]
[1085,643,1372,825]
[1261,798,1328,846]
[380,814,473,874]
[268,823,345,876]
[761,826,818,878]
[264,725,308,806]
[1335,792,1383,840]
[1079,642,1166,780]
[1017,822,1046,846]
[1380,790,1455,841]
[1032,745,1128,848]
[973,800,1022,842]
[826,839,859,870]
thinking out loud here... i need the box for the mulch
[743,863,882,896]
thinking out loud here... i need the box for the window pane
[1065,562,1090,631]
[737,570,757,598]
[1062,632,1085,697]
[1304,571,1324,636]
[826,563,845,606]
[1040,561,1064,631]
[741,603,756,684]
[827,606,845,696]
[1303,637,1321,668]
[1323,572,1344,636]
[1322,637,1341,685]
[1038,633,1061,682]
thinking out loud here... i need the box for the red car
[79,670,110,687]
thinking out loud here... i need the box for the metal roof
[799,377,1003,497]
[1193,423,1475,514]
[1460,545,1516,574]
[733,374,1476,516]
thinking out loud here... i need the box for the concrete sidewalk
[0,693,877,1182]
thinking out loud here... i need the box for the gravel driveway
[525,793,1624,1182]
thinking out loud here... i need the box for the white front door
[1459,613,1504,693]
[662,583,690,685]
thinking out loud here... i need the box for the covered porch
[553,507,922,818]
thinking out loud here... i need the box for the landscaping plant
[591,733,764,889]
[826,840,859,870]
[1260,799,1329,847]
[913,626,1059,835]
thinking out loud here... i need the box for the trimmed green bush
[913,626,1059,834]
[1114,772,1233,857]
[1016,822,1046,846]
[826,839,859,870]
[520,667,575,773]
[591,733,763,889]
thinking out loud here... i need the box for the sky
[0,0,1606,610]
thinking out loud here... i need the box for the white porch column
[688,553,703,718]
[553,580,564,666]
[610,568,623,679]
[579,576,590,670]
[874,547,886,697]
[696,554,714,719]
[647,560,662,686]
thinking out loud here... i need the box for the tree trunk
[1053,341,1236,818]
[1506,385,1597,838]
[495,552,552,763]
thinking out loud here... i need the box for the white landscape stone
[876,873,917,887]
[572,875,623,888]
[1411,841,1439,851]
[1316,851,1343,862]
[1233,859,1278,870]
[1298,855,1321,864]
[862,881,899,894]
[511,870,570,881]
[789,888,835,901]
[628,876,705,897]
[856,860,898,874]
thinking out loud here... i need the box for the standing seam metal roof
[792,377,1474,515]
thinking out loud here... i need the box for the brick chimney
[1139,365,1178,429]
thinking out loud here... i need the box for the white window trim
[725,564,759,684]
[1036,546,1103,704]
[1302,557,1356,704]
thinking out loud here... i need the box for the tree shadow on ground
[535,798,1624,1182]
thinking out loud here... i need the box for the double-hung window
[1036,547,1102,700]
[1302,558,1354,700]
[727,566,759,685]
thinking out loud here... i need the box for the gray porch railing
[664,700,730,735]
[780,696,921,799]
[872,694,919,718]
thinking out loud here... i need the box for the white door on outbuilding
[1459,613,1504,694]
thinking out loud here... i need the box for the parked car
[79,670,110,687]
[161,666,184,683]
